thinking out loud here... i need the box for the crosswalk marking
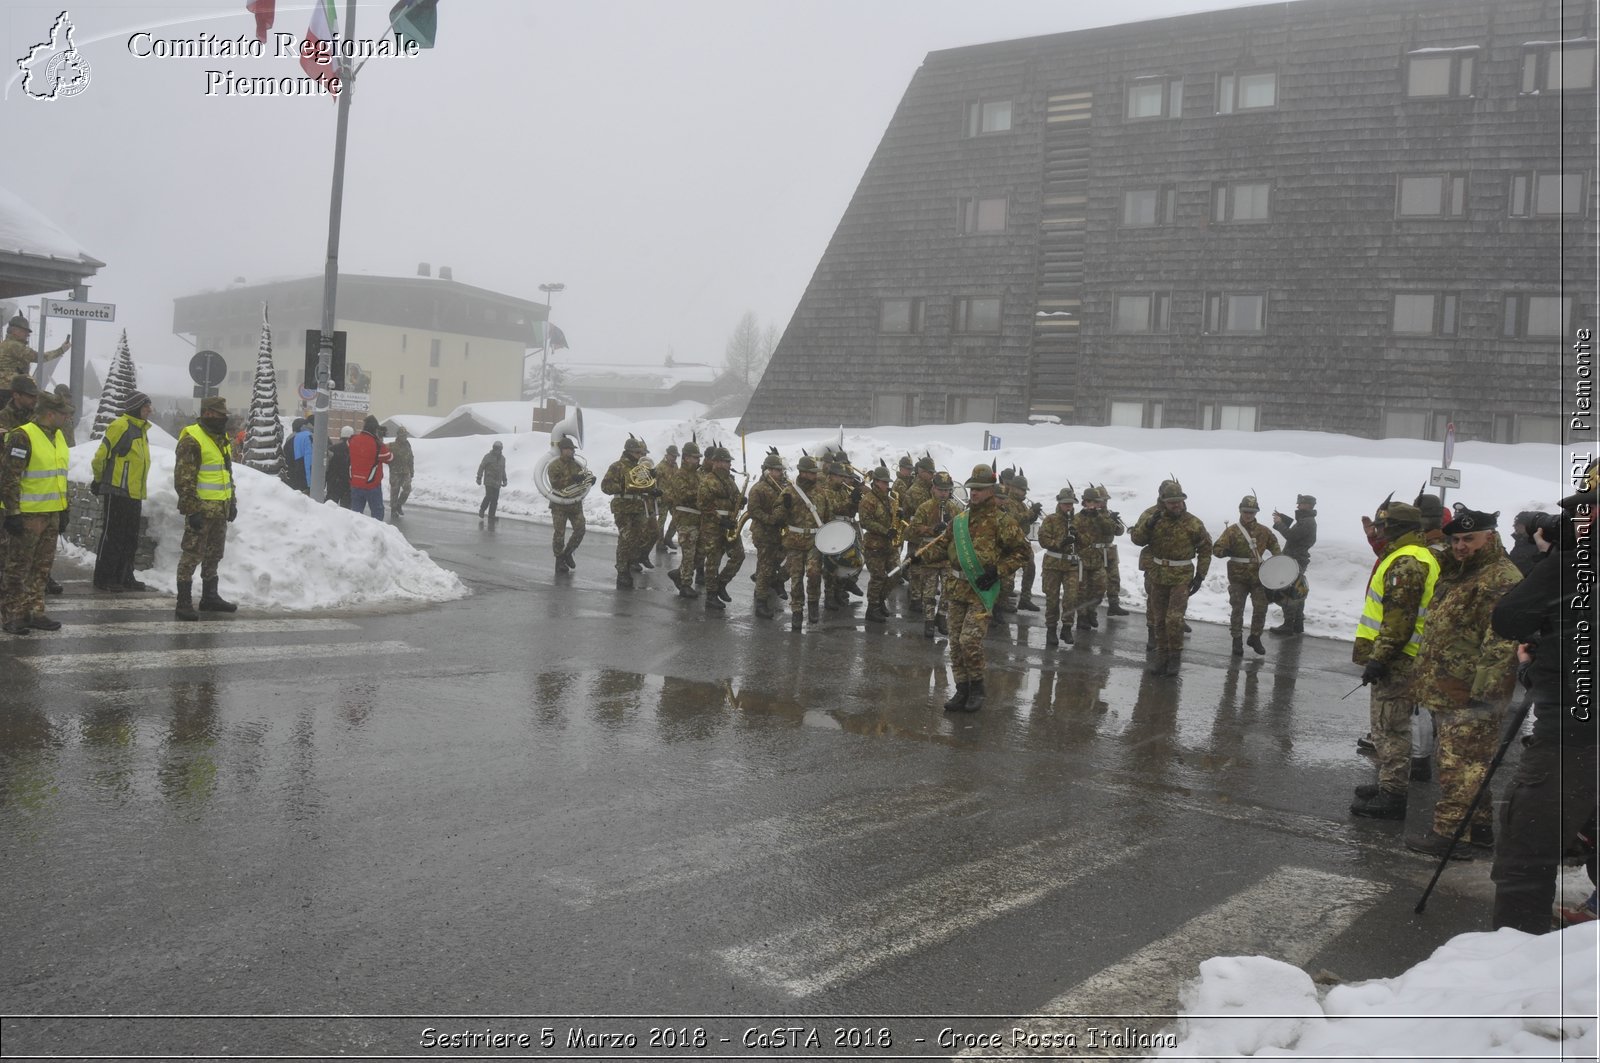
[21,619,362,639]
[47,598,188,612]
[548,786,985,909]
[16,640,414,671]
[959,866,1390,1058]
[717,834,1151,997]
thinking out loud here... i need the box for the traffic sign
[189,349,226,387]
[1442,422,1456,468]
[40,297,115,322]
[1429,466,1462,489]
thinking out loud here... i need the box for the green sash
[953,511,1002,610]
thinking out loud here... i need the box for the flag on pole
[549,324,569,351]
[301,0,342,95]
[245,0,275,42]
[388,0,439,49]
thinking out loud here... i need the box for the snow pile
[66,429,467,611]
[1161,924,1597,1059]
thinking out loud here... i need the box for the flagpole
[310,0,357,504]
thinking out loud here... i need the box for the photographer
[1489,463,1598,934]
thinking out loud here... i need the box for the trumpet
[626,458,657,492]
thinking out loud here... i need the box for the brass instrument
[533,406,595,504]
[626,457,657,492]
[727,509,752,545]
[888,487,909,553]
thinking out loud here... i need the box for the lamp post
[537,282,565,411]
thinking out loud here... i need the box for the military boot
[1146,629,1157,651]
[638,553,654,570]
[199,578,237,613]
[705,582,726,610]
[26,613,61,631]
[1045,627,1059,648]
[962,679,986,712]
[1161,652,1183,677]
[1077,613,1093,631]
[1017,575,1040,611]
[936,613,948,635]
[790,611,803,632]
[1268,621,1294,636]
[1106,597,1130,616]
[866,601,887,624]
[1231,636,1245,657]
[923,619,936,639]
[175,581,199,622]
[942,682,970,712]
[1247,634,1266,655]
[754,594,776,619]
[1349,789,1407,820]
[1061,623,1074,645]
[808,601,820,625]
[1146,653,1169,676]
[616,571,635,590]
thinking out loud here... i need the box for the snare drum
[815,519,864,579]
[1259,554,1308,605]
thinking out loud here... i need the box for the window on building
[945,395,998,423]
[1509,171,1587,217]
[1515,414,1563,444]
[879,298,925,334]
[1212,181,1271,222]
[1217,71,1277,113]
[872,393,918,426]
[429,338,441,367]
[427,378,439,407]
[958,196,1008,233]
[464,342,470,359]
[1503,294,1573,339]
[1383,409,1429,439]
[1113,293,1172,333]
[1396,173,1467,217]
[1125,78,1183,119]
[1109,399,1164,429]
[461,380,468,396]
[1122,187,1177,226]
[1200,403,1259,431]
[965,99,1012,136]
[953,296,1002,334]
[1204,292,1266,333]
[1406,51,1475,98]
[399,374,405,391]
[1391,292,1459,336]
[401,333,407,351]
[1522,44,1597,93]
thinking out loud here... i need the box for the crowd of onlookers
[278,415,413,520]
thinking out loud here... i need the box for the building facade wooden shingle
[740,0,1596,444]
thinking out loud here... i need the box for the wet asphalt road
[0,506,1496,1058]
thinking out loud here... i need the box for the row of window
[1102,399,1562,444]
[879,292,1577,339]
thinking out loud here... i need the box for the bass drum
[1260,554,1309,605]
[815,518,863,580]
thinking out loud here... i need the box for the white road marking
[17,619,361,639]
[717,835,1151,997]
[15,640,414,671]
[47,598,194,611]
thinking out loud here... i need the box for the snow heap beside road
[1161,923,1597,1059]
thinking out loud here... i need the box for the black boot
[866,601,888,623]
[617,571,635,590]
[936,613,948,635]
[705,583,726,610]
[1046,627,1059,648]
[962,679,986,712]
[1411,757,1432,782]
[1061,623,1074,645]
[1146,630,1157,651]
[754,595,775,619]
[1077,614,1093,630]
[1106,598,1130,616]
[1247,634,1266,655]
[924,619,936,639]
[943,682,970,712]
[1232,636,1244,657]
[1350,789,1407,820]
[1161,652,1183,677]
[791,612,803,632]
[199,578,237,613]
[1017,594,1040,612]
[1146,654,1169,676]
[808,602,819,624]
[1268,622,1293,636]
[175,581,198,622]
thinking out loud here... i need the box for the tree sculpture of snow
[90,330,139,440]
[242,303,285,474]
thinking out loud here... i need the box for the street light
[537,282,565,411]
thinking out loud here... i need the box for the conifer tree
[243,303,285,473]
[91,330,138,440]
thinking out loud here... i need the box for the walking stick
[1415,695,1535,914]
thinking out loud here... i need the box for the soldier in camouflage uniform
[1,392,73,634]
[1402,506,1522,858]
[907,472,959,638]
[1074,485,1125,628]
[895,456,916,518]
[942,465,1030,713]
[1416,491,1448,554]
[656,444,680,552]
[1007,471,1043,612]
[820,462,860,610]
[858,463,898,623]
[1348,498,1440,820]
[1128,479,1212,677]
[745,450,788,619]
[1269,493,1318,635]
[1099,486,1131,617]
[901,456,937,615]
[1036,486,1082,649]
[0,316,68,404]
[547,436,589,573]
[697,446,746,612]
[1212,494,1281,657]
[387,426,414,516]
[600,435,655,589]
[664,441,702,597]
[0,374,39,435]
[781,455,826,630]
[173,397,239,622]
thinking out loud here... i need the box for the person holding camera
[942,465,1030,712]
[1489,465,1598,933]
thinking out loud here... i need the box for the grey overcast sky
[2,0,1269,372]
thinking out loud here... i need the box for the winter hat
[123,390,151,413]
[362,414,381,432]
[1056,487,1078,504]
[200,396,228,416]
[9,375,37,397]
[339,425,354,439]
[964,464,999,490]
[35,392,70,415]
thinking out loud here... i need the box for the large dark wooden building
[741,0,1595,444]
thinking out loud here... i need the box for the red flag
[301,0,342,96]
[245,0,274,43]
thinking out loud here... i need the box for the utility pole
[537,281,565,410]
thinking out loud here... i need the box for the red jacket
[347,431,392,488]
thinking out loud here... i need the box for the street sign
[1442,422,1456,467]
[189,349,226,387]
[330,390,370,412]
[40,297,115,322]
[1429,466,1461,489]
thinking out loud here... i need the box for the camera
[1527,511,1562,538]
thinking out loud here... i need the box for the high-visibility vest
[16,422,68,513]
[179,424,233,502]
[94,415,150,500]
[1354,543,1439,657]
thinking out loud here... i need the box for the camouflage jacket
[0,337,61,380]
[476,450,507,486]
[1036,511,1080,573]
[908,496,961,566]
[746,474,787,542]
[1413,540,1523,713]
[857,485,896,548]
[944,496,1031,605]
[661,464,700,511]
[174,424,234,518]
[0,399,30,435]
[1212,520,1280,582]
[1073,509,1122,571]
[1352,530,1433,667]
[1129,504,1213,586]
[600,456,649,509]
[780,476,826,550]
[546,454,589,508]
[387,436,415,478]
[895,474,916,519]
[697,468,744,534]
[821,480,858,522]
[1272,509,1317,566]
[904,478,933,522]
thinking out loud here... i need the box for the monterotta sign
[41,298,115,322]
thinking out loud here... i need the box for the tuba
[533,406,595,504]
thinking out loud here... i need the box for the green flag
[389,0,438,49]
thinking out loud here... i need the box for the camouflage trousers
[612,504,653,574]
[1105,545,1122,597]
[177,515,228,583]
[552,503,585,559]
[785,546,823,617]
[911,564,943,617]
[1433,711,1501,835]
[864,541,895,608]
[752,535,784,603]
[2,514,58,625]
[701,527,745,592]
[1226,574,1269,638]
[1042,565,1081,632]
[389,473,412,513]
[946,596,992,682]
[1368,663,1416,795]
[1146,578,1193,654]
[674,523,702,584]
[1080,563,1108,617]
[1019,555,1036,599]
[1278,579,1309,627]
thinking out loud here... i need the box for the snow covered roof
[556,360,721,389]
[419,400,534,438]
[0,183,103,298]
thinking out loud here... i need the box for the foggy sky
[2,0,1269,374]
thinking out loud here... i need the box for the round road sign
[189,350,226,387]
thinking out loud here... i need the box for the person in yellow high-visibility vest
[1350,497,1440,820]
[90,390,154,592]
[0,391,74,635]
[173,396,238,621]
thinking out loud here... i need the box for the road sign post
[1439,421,1457,507]
[189,349,226,399]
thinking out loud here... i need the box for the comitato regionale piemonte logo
[16,10,92,101]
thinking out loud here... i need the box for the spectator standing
[347,415,391,520]
[327,426,353,509]
[282,418,308,492]
[89,391,153,592]
[291,418,315,492]
[477,441,508,522]
[1508,511,1545,576]
[388,426,414,516]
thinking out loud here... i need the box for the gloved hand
[90,480,103,496]
[781,494,792,512]
[1361,658,1389,686]
[720,518,735,534]
[1028,501,1043,522]
[933,519,948,537]
[975,564,999,591]
[227,500,238,524]
[850,485,863,506]
[187,513,205,531]
[2,514,22,537]
[58,510,69,534]
[1188,573,1203,595]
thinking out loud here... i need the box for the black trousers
[1491,729,1599,934]
[480,485,501,518]
[93,494,142,588]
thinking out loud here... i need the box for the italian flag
[301,0,341,94]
